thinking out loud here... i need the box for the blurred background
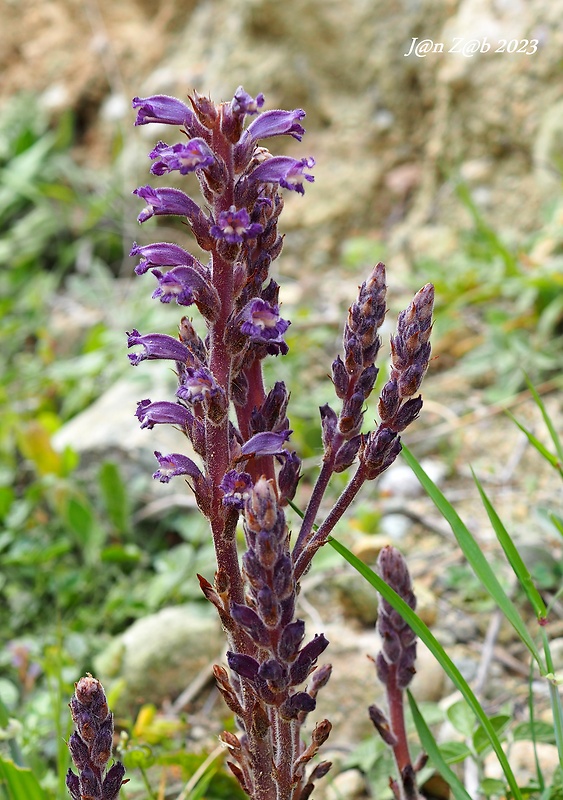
[1,0,562,797]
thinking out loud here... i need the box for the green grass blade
[328,536,524,800]
[523,374,563,464]
[407,692,473,800]
[541,629,563,768]
[401,445,544,668]
[472,469,547,620]
[0,757,47,800]
[507,412,562,474]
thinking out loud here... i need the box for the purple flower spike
[153,451,203,483]
[249,156,315,195]
[240,298,290,345]
[231,86,265,116]
[127,330,189,365]
[149,139,215,176]
[133,186,202,223]
[245,109,306,142]
[210,206,264,243]
[132,94,194,127]
[130,241,204,275]
[220,470,254,509]
[135,399,191,430]
[240,429,292,459]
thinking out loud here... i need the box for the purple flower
[153,451,203,483]
[210,206,263,243]
[132,95,194,127]
[149,139,215,176]
[127,330,189,365]
[176,367,221,404]
[240,429,292,459]
[135,399,191,429]
[220,470,254,509]
[130,241,204,276]
[231,86,265,116]
[248,156,315,195]
[240,298,290,345]
[245,108,306,142]
[133,186,202,223]
[149,266,213,309]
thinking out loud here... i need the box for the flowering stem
[294,462,367,579]
[386,666,412,778]
[293,439,341,560]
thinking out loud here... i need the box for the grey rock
[94,603,224,712]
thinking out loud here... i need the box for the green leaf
[98,461,130,535]
[472,470,547,620]
[66,496,95,544]
[438,740,473,764]
[447,700,475,738]
[329,535,524,800]
[473,715,511,754]
[401,444,544,668]
[0,756,47,800]
[407,693,473,800]
[513,721,556,744]
[480,777,508,796]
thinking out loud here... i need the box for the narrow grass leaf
[328,536,524,800]
[472,470,547,620]
[507,412,561,474]
[401,444,543,667]
[523,373,563,464]
[541,628,563,769]
[407,692,472,800]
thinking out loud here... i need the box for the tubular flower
[135,399,191,430]
[132,94,194,127]
[133,185,203,223]
[149,139,215,176]
[126,330,190,365]
[239,298,290,345]
[248,156,315,194]
[210,206,264,243]
[129,241,205,275]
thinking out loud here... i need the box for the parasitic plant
[122,86,434,800]
[66,675,126,800]
[369,546,427,800]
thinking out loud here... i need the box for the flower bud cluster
[360,281,434,480]
[374,546,417,690]
[226,478,329,721]
[66,675,125,800]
